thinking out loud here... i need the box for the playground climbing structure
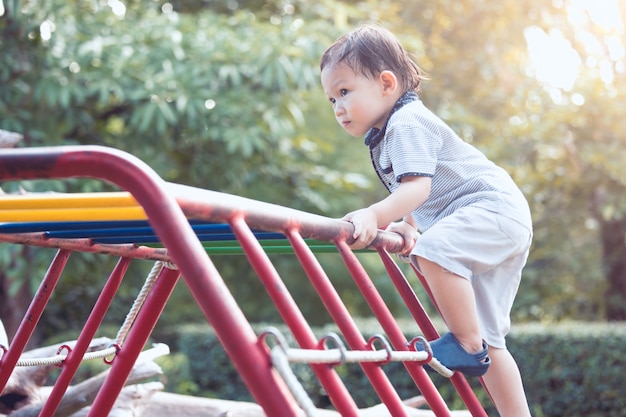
[0,146,489,416]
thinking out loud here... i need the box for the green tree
[550,7,626,320]
[360,0,625,321]
[2,0,625,342]
[0,0,381,337]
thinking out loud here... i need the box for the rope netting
[261,327,453,377]
[0,260,175,368]
[263,327,456,417]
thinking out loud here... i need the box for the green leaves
[4,0,626,332]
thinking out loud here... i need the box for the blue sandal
[419,333,491,377]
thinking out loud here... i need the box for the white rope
[2,261,172,368]
[114,260,164,345]
[14,346,119,367]
[420,357,453,378]
[12,343,170,368]
[261,328,454,379]
[281,346,453,378]
[264,329,454,415]
[271,346,322,417]
[283,347,427,364]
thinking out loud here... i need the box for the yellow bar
[0,192,138,210]
[0,206,148,222]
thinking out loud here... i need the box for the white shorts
[411,206,532,349]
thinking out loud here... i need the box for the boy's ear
[379,70,399,95]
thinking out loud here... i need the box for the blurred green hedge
[157,321,626,417]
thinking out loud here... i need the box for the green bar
[145,239,368,254]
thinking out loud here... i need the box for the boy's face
[321,63,396,137]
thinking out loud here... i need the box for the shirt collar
[364,91,419,148]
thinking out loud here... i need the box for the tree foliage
[361,0,626,321]
[1,0,625,342]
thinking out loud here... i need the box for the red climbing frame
[0,146,488,416]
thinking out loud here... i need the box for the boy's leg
[416,256,484,353]
[417,256,532,417]
[483,347,532,417]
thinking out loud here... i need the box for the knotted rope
[260,327,453,417]
[1,260,176,367]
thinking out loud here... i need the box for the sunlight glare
[568,0,623,31]
[525,0,623,91]
[108,0,126,18]
[40,20,56,42]
[525,27,581,90]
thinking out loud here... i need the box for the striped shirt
[366,94,532,232]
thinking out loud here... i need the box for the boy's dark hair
[320,24,424,93]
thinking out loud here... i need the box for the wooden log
[6,361,163,417]
[61,382,165,417]
[0,338,114,415]
[1,339,167,416]
[1,338,471,417]
[140,393,471,417]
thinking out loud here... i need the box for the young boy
[320,25,533,417]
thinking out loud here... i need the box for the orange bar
[0,206,147,222]
[0,192,137,210]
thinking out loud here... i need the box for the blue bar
[0,220,235,233]
[0,221,151,233]
[92,231,284,244]
[0,220,284,243]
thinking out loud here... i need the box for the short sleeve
[382,122,441,181]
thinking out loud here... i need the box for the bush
[171,321,626,416]
[508,323,626,417]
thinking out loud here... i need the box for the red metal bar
[411,261,496,412]
[335,240,452,416]
[40,257,132,416]
[0,146,304,417]
[287,229,421,415]
[285,229,364,343]
[286,232,410,415]
[410,263,439,315]
[0,233,171,261]
[377,250,437,337]
[230,217,361,417]
[378,249,489,417]
[0,249,71,393]
[87,265,180,416]
[169,182,406,252]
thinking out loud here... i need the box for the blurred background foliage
[0,0,625,348]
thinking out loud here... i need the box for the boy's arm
[343,175,430,248]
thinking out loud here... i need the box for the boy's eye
[328,89,348,104]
